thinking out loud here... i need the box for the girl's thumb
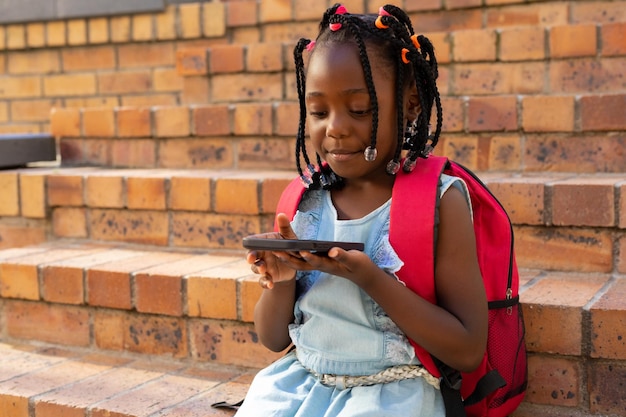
[275,213,297,239]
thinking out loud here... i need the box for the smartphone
[242,236,364,255]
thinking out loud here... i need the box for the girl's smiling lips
[327,149,360,162]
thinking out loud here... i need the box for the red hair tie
[336,5,347,14]
[375,16,388,29]
[306,40,316,52]
[330,22,342,31]
[378,6,391,17]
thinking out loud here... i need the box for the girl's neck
[330,176,394,220]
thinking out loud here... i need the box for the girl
[237,4,487,416]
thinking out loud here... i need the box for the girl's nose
[325,113,349,139]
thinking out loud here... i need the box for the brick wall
[0,0,623,173]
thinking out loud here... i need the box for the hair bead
[375,16,389,29]
[410,34,421,50]
[378,6,391,17]
[306,40,316,52]
[401,48,410,64]
[335,5,347,14]
[330,22,342,31]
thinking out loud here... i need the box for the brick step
[0,242,624,416]
[0,340,253,417]
[1,166,624,273]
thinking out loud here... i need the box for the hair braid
[292,3,443,187]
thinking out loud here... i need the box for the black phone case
[242,237,364,253]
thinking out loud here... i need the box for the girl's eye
[351,109,371,116]
[309,111,327,118]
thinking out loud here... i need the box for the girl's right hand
[246,213,299,289]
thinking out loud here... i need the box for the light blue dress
[235,175,470,417]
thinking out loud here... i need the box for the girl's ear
[405,84,421,121]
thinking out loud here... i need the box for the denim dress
[235,175,469,417]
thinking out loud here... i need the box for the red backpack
[275,155,528,417]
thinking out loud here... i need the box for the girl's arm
[296,186,488,372]
[248,214,299,352]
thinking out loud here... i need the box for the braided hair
[293,3,442,189]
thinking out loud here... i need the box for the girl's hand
[246,213,300,289]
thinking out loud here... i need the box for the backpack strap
[273,177,306,231]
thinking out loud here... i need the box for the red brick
[588,278,626,360]
[111,139,156,168]
[550,24,597,58]
[88,17,109,44]
[92,373,211,417]
[26,22,46,48]
[126,176,167,210]
[580,94,626,131]
[193,104,230,136]
[169,175,211,211]
[514,226,613,273]
[453,62,545,95]
[0,172,19,216]
[486,134,522,171]
[571,2,626,24]
[261,174,294,214]
[52,207,88,238]
[212,73,282,101]
[109,16,131,43]
[246,42,284,72]
[62,45,115,72]
[44,74,97,97]
[405,0,441,12]
[171,213,261,249]
[116,107,152,138]
[619,234,626,274]
[228,0,258,26]
[176,48,208,76]
[274,101,299,136]
[155,5,176,41]
[118,43,175,68]
[601,22,626,56]
[525,355,581,407]
[0,76,41,99]
[587,361,626,415]
[259,0,292,23]
[486,177,550,225]
[85,174,124,208]
[132,13,153,42]
[11,99,59,122]
[208,44,245,73]
[446,0,481,9]
[121,94,177,107]
[47,175,84,207]
[87,251,188,309]
[233,103,273,135]
[6,24,26,50]
[549,58,626,94]
[179,3,201,39]
[453,29,496,62]
[551,177,620,227]
[154,106,191,137]
[158,138,234,169]
[4,300,90,346]
[182,76,210,104]
[50,108,81,137]
[67,19,87,46]
[89,209,169,245]
[238,137,296,171]
[467,96,517,132]
[215,177,259,215]
[19,173,46,218]
[103,313,189,357]
[46,21,66,46]
[499,26,546,61]
[98,71,152,94]
[485,3,568,27]
[83,107,115,137]
[523,135,626,174]
[186,259,248,319]
[240,275,262,323]
[7,50,60,74]
[189,319,281,367]
[0,225,47,250]
[521,96,574,132]
[203,2,226,38]
[59,138,84,163]
[521,273,609,355]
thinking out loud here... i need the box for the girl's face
[305,42,413,185]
